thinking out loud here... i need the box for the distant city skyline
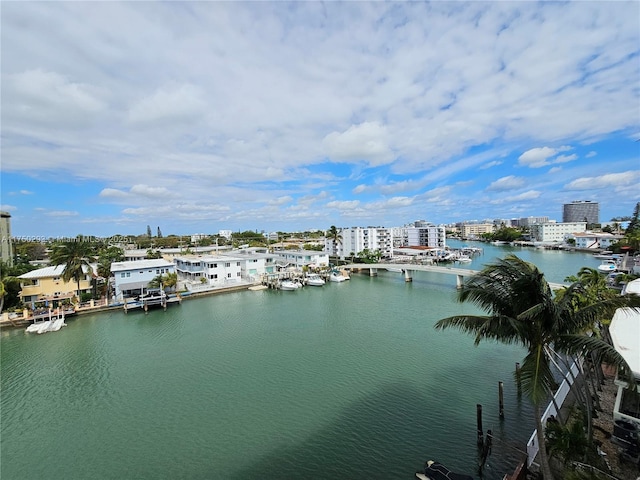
[1,2,639,238]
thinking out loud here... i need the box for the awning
[117,281,151,291]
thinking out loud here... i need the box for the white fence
[526,358,583,467]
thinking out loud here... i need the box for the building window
[156,269,160,274]
[227,273,231,278]
[225,262,230,267]
[127,272,131,277]
[236,272,241,277]
[121,273,125,278]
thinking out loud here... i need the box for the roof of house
[610,307,640,378]
[111,259,175,272]
[18,264,91,279]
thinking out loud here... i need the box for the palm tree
[326,225,342,256]
[434,255,634,480]
[50,241,96,304]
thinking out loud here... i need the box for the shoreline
[0,281,259,330]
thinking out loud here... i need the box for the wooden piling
[499,381,505,418]
[476,404,484,446]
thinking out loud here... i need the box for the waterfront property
[17,264,93,306]
[529,221,587,245]
[567,231,625,250]
[111,259,176,301]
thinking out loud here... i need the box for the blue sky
[1,2,639,238]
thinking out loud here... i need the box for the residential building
[175,255,243,288]
[0,211,13,266]
[405,224,446,249]
[219,230,233,240]
[18,264,93,306]
[568,232,624,250]
[329,227,394,259]
[514,216,550,228]
[563,200,599,224]
[529,222,587,244]
[271,249,330,268]
[111,259,176,300]
[458,223,495,239]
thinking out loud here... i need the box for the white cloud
[554,154,578,164]
[564,170,640,191]
[353,185,367,194]
[326,200,360,209]
[586,151,597,158]
[480,160,503,170]
[1,204,17,211]
[518,146,573,168]
[322,122,394,166]
[486,176,525,192]
[128,84,206,126]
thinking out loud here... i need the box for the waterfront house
[175,255,243,288]
[18,264,93,306]
[111,259,176,301]
[271,249,330,269]
[566,232,625,250]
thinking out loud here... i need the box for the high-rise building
[0,211,14,267]
[563,200,599,224]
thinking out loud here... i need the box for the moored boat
[305,274,325,286]
[279,280,300,290]
[329,271,349,282]
[597,259,617,273]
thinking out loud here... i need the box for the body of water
[1,244,604,479]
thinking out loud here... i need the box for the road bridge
[340,263,567,290]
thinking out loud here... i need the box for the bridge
[339,263,567,290]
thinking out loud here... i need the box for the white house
[175,255,243,287]
[271,249,330,269]
[568,232,624,250]
[111,259,176,300]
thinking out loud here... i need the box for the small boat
[305,274,325,286]
[26,319,45,333]
[593,250,614,259]
[416,460,474,480]
[329,271,349,282]
[279,280,300,290]
[456,255,472,263]
[597,259,617,273]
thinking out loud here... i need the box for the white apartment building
[529,222,587,244]
[111,259,176,300]
[328,227,394,259]
[406,225,446,249]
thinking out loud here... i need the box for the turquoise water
[1,244,603,479]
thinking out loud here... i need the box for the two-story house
[18,264,93,307]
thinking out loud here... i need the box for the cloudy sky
[2,2,639,238]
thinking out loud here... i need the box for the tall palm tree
[50,241,96,303]
[434,255,634,480]
[326,225,342,256]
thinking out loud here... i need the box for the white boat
[593,251,614,259]
[36,320,53,334]
[456,255,472,263]
[49,316,66,332]
[329,271,349,282]
[597,259,618,273]
[305,274,325,286]
[26,319,45,333]
[279,280,300,290]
